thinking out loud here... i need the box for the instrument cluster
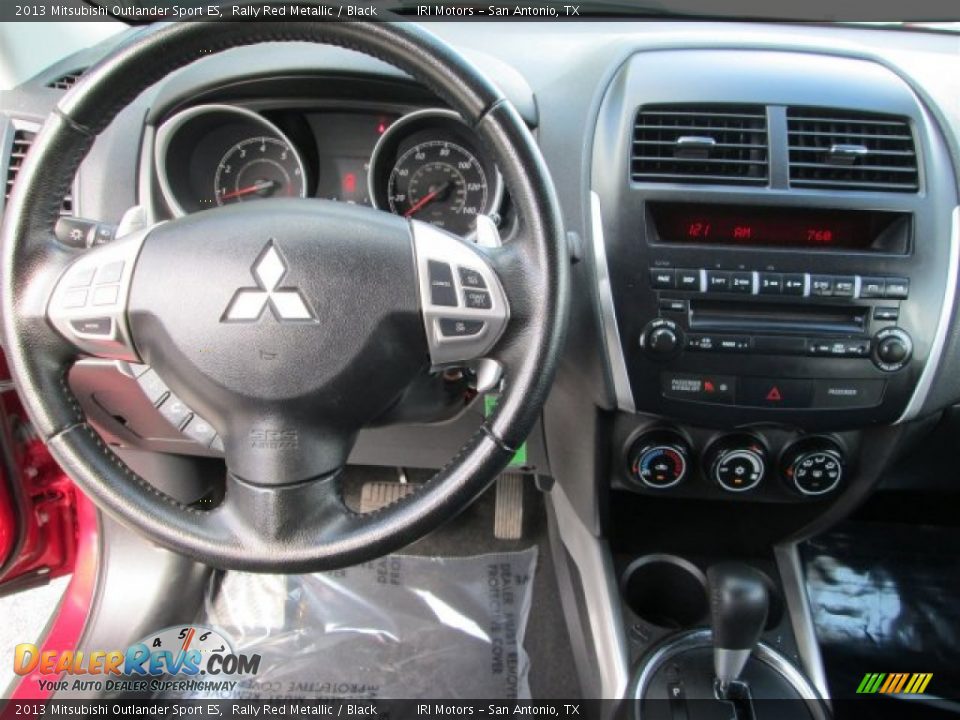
[154,105,503,237]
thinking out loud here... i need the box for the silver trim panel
[590,191,636,412]
[899,206,960,422]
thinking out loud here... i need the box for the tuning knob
[872,327,912,372]
[640,319,683,360]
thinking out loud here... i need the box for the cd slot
[689,299,867,335]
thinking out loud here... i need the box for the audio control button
[782,274,806,295]
[859,277,886,298]
[833,277,856,298]
[884,278,909,299]
[650,268,676,289]
[810,275,834,297]
[730,272,753,293]
[758,273,783,294]
[677,270,702,291]
[706,271,731,292]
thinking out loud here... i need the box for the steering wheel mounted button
[92,285,120,306]
[439,318,485,337]
[427,260,458,307]
[464,290,492,309]
[68,267,96,288]
[62,289,88,308]
[182,415,217,446]
[458,267,487,289]
[158,392,192,430]
[97,261,124,284]
[136,369,170,406]
[69,317,112,337]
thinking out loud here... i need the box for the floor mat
[802,522,960,708]
[170,549,538,700]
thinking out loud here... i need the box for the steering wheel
[0,20,568,572]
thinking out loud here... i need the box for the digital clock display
[649,203,908,252]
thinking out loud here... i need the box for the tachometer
[215,136,306,205]
[387,141,488,235]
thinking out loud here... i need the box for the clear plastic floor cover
[166,549,538,700]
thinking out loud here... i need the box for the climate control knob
[640,319,683,360]
[872,327,912,372]
[781,438,846,496]
[705,435,767,493]
[627,431,691,489]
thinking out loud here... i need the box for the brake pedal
[359,480,416,513]
[494,472,525,540]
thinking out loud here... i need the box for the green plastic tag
[484,394,527,467]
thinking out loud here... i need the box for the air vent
[631,104,768,185]
[4,128,73,216]
[47,69,85,91]
[787,108,918,192]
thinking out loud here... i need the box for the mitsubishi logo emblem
[221,241,317,323]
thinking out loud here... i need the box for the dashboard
[153,101,504,236]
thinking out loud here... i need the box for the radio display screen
[649,203,909,252]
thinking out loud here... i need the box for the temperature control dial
[705,435,767,493]
[781,438,846,496]
[627,431,691,489]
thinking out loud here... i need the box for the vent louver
[631,104,768,185]
[46,69,85,90]
[5,128,73,216]
[787,108,918,192]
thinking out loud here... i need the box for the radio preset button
[650,268,676,289]
[832,277,856,298]
[782,274,806,295]
[758,273,783,294]
[810,275,834,297]
[730,272,753,293]
[706,271,731,292]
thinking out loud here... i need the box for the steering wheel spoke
[46,227,147,362]
[411,219,511,368]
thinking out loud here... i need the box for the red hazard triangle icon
[766,386,782,402]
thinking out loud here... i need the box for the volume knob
[640,319,683,360]
[872,327,912,372]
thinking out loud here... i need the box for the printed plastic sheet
[167,549,538,700]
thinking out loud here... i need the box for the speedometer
[387,141,488,236]
[368,109,503,236]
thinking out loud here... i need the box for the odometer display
[387,141,489,236]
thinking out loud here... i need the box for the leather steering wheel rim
[0,19,568,572]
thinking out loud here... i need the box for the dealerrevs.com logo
[14,625,261,695]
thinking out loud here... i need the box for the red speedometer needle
[219,180,277,201]
[404,183,450,218]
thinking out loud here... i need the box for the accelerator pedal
[494,472,525,540]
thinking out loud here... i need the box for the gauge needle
[404,183,451,218]
[219,179,278,201]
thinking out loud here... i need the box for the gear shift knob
[707,562,769,692]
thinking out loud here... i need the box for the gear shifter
[707,563,769,696]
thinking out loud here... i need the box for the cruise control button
[740,378,813,408]
[92,285,120,306]
[812,379,885,408]
[649,268,676,290]
[661,372,735,403]
[458,267,487,289]
[97,261,124,284]
[427,261,458,307]
[69,317,113,337]
[676,270,701,291]
[706,271,730,292]
[439,318,485,337]
[463,290,492,309]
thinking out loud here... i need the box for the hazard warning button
[741,378,813,408]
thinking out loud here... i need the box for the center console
[591,48,957,506]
